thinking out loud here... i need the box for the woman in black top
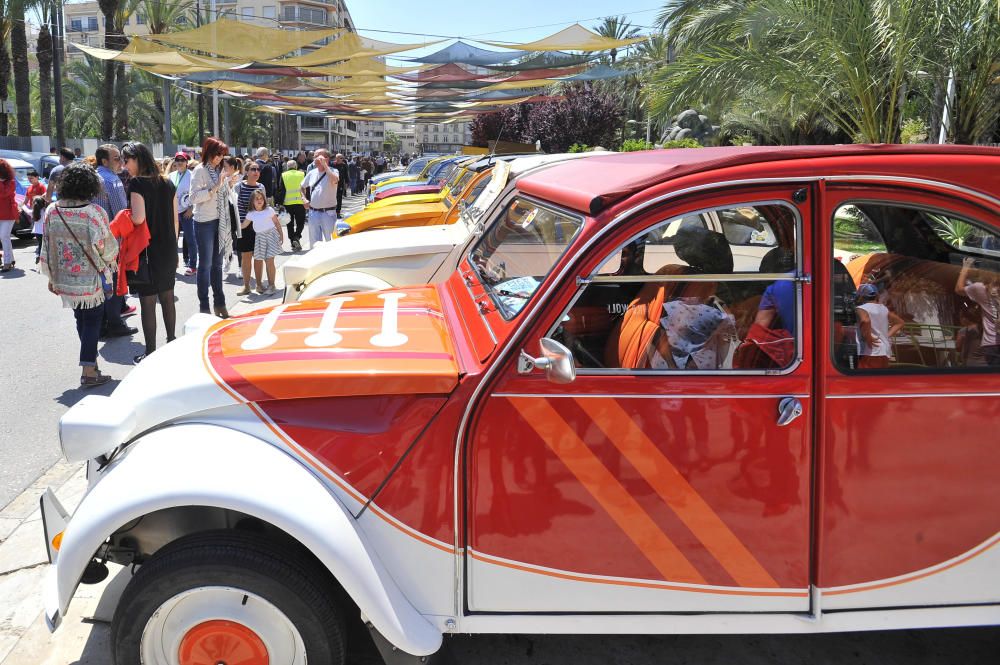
[123,142,178,364]
[233,161,266,296]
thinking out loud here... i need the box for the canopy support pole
[210,0,219,137]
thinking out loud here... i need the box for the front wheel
[111,530,346,665]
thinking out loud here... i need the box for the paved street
[1,193,997,663]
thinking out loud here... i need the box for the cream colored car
[282,152,610,302]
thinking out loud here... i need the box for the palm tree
[649,0,932,143]
[141,0,193,144]
[10,0,31,135]
[97,0,120,138]
[0,0,11,135]
[594,15,641,65]
[33,0,53,137]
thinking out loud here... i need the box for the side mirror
[517,338,576,384]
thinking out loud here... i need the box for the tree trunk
[99,0,121,139]
[113,61,128,139]
[37,25,53,138]
[11,0,32,136]
[0,36,10,136]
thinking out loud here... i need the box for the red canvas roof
[516,145,1000,215]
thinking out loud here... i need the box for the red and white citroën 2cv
[41,145,1000,664]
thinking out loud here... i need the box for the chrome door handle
[777,397,803,426]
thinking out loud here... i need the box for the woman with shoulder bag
[122,142,178,364]
[39,162,119,388]
[0,159,18,271]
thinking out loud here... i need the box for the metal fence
[0,136,34,151]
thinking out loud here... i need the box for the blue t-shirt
[760,281,796,335]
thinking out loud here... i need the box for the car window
[469,198,584,319]
[553,202,799,372]
[831,202,1000,372]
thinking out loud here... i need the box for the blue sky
[347,1,662,59]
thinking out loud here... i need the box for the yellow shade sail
[71,39,244,69]
[147,18,340,60]
[460,96,535,107]
[481,23,647,52]
[263,33,439,67]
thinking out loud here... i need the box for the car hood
[282,223,468,287]
[58,288,462,462]
[344,201,448,233]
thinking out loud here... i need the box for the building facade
[415,121,472,154]
[384,121,417,156]
[63,0,373,151]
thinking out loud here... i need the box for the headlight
[334,220,351,237]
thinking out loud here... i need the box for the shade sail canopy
[263,33,438,66]
[487,51,598,71]
[72,39,243,69]
[558,64,633,81]
[147,18,340,60]
[501,65,586,81]
[306,58,430,77]
[392,63,495,83]
[479,78,556,92]
[406,40,525,65]
[482,24,647,52]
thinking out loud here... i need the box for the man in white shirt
[300,152,339,246]
[170,152,196,275]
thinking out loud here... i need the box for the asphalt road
[0,220,300,508]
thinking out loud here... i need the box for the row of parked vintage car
[45,145,1000,665]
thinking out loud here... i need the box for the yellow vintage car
[338,156,515,237]
[367,156,462,199]
[365,159,479,211]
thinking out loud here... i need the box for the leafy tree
[469,104,531,147]
[524,84,625,152]
[384,129,402,154]
[594,15,641,64]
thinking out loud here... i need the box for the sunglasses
[248,167,260,172]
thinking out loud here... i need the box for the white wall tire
[111,531,346,665]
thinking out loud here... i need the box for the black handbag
[127,248,152,287]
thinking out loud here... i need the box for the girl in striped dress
[246,189,284,295]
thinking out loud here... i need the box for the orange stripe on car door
[507,397,705,585]
[580,397,779,588]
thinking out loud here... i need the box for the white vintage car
[281,152,610,302]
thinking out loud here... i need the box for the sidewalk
[0,293,278,665]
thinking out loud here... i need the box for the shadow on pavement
[0,265,26,279]
[97,337,145,365]
[54,380,121,407]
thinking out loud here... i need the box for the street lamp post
[52,0,66,148]
[210,0,219,137]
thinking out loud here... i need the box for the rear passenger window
[831,202,1000,371]
[553,202,800,372]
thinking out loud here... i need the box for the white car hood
[282,222,469,287]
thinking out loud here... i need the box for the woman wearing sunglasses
[234,161,266,296]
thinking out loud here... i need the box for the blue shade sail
[405,40,525,65]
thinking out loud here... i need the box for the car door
[466,185,814,613]
[818,183,1000,610]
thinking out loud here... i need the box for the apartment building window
[136,12,146,24]
[87,16,98,31]
[242,7,254,18]
[70,18,82,32]
[262,6,276,19]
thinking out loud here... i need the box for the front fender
[296,270,393,302]
[46,424,442,656]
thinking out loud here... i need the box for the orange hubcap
[178,620,269,665]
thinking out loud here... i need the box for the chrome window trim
[450,172,997,614]
[827,392,1000,399]
[824,175,1000,209]
[493,393,811,400]
[544,197,806,377]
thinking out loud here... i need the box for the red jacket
[0,179,17,222]
[109,209,150,296]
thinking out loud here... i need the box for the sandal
[80,371,112,388]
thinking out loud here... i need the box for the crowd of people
[2,138,399,389]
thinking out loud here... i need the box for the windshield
[468,198,584,319]
[446,169,477,206]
